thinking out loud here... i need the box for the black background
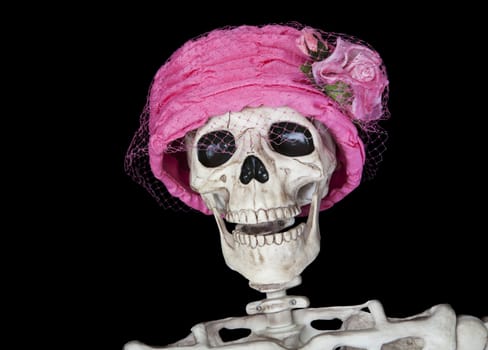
[16,4,486,349]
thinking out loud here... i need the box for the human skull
[186,106,337,288]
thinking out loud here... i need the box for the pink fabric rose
[296,27,322,55]
[311,38,388,121]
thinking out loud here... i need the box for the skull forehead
[195,106,314,137]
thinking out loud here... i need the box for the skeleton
[125,107,488,350]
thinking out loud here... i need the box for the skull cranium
[186,106,337,288]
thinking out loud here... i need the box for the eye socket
[197,130,236,167]
[268,122,315,156]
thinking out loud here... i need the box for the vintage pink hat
[125,24,389,214]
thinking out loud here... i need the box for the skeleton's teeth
[238,233,245,244]
[249,211,258,223]
[257,209,267,223]
[291,228,298,240]
[243,233,250,245]
[265,235,274,245]
[239,211,247,223]
[283,230,291,242]
[226,205,300,225]
[267,209,277,221]
[274,232,283,245]
[232,223,306,248]
[249,235,258,248]
[292,206,301,216]
[283,207,291,218]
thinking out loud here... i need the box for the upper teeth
[226,205,300,224]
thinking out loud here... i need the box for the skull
[186,106,337,288]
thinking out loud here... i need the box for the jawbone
[206,189,322,288]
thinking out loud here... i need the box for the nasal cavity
[240,155,269,184]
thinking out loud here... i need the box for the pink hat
[126,24,389,214]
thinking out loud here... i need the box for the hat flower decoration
[297,27,388,124]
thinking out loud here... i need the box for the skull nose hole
[240,155,269,184]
